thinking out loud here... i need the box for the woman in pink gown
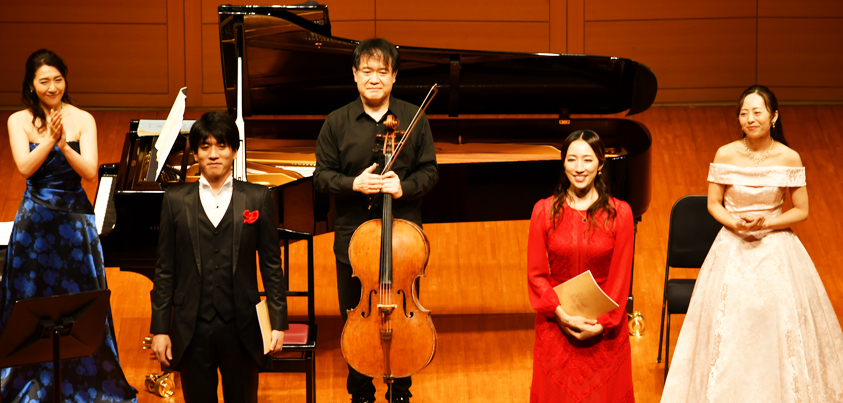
[661,85,843,402]
[527,130,635,403]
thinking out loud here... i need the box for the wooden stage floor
[2,105,843,402]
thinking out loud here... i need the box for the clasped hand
[555,306,603,341]
[353,163,403,198]
[48,108,67,149]
[735,214,766,231]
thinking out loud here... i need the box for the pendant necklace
[568,191,593,223]
[574,208,587,223]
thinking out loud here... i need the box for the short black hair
[352,38,400,72]
[188,111,240,153]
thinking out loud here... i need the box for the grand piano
[98,3,656,310]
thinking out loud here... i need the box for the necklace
[573,208,587,223]
[744,137,774,167]
[568,191,594,223]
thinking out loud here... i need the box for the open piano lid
[218,3,658,118]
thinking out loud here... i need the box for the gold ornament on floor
[145,372,175,397]
[142,336,176,397]
[627,311,645,336]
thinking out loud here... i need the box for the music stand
[0,289,111,403]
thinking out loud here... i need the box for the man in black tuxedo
[150,111,287,403]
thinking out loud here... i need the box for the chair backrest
[666,195,723,268]
[278,229,315,324]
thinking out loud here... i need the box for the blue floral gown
[1,142,137,403]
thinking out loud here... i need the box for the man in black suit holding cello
[150,111,288,403]
[314,38,438,403]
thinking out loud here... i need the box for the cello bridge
[377,304,397,317]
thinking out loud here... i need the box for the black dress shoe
[351,396,375,403]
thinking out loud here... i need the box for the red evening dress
[527,196,635,403]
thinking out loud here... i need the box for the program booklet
[257,300,309,355]
[256,299,272,354]
[553,270,618,320]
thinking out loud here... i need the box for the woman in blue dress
[1,49,137,402]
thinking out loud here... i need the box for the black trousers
[178,314,259,403]
[337,259,412,399]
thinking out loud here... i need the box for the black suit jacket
[150,180,288,367]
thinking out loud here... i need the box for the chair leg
[664,312,671,382]
[657,299,667,363]
[306,353,315,403]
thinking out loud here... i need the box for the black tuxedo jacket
[150,179,288,367]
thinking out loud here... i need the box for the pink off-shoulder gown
[661,164,843,403]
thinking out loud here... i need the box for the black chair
[657,195,722,380]
[260,229,318,403]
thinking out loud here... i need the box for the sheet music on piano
[146,87,188,182]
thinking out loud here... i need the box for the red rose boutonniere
[244,209,259,224]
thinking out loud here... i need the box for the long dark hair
[736,85,787,146]
[550,130,617,232]
[21,49,72,132]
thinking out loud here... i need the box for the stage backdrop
[1,0,841,108]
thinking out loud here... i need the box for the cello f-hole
[361,289,377,318]
[397,290,413,318]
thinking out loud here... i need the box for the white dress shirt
[198,175,233,227]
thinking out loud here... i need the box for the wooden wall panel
[376,0,549,22]
[0,0,183,109]
[185,0,218,107]
[201,24,225,96]
[567,0,584,54]
[584,0,754,21]
[0,23,170,96]
[3,1,843,108]
[655,88,750,104]
[759,0,843,17]
[332,21,376,41]
[770,87,843,102]
[376,21,549,53]
[584,19,756,100]
[201,0,375,24]
[758,18,843,88]
[323,0,376,21]
[0,0,167,24]
[549,0,567,53]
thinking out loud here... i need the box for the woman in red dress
[527,130,635,402]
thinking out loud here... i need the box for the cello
[341,86,438,397]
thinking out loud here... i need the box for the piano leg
[626,220,639,316]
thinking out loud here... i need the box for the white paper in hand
[553,270,619,320]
